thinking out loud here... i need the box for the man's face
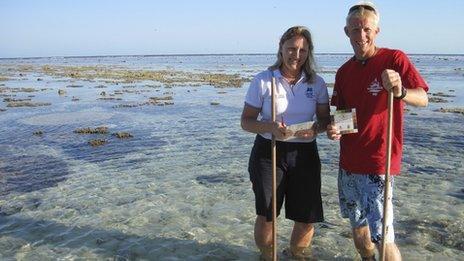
[345,15,379,59]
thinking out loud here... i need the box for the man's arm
[399,87,428,107]
[381,69,428,107]
[315,103,331,133]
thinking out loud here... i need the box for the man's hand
[381,69,402,97]
[326,123,341,140]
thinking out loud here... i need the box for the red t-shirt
[331,48,428,175]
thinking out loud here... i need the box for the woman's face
[280,35,309,75]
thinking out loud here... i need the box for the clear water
[0,54,463,260]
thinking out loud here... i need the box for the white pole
[271,77,277,261]
[380,89,394,261]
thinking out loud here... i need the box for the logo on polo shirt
[367,78,383,96]
[306,87,314,98]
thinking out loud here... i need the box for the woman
[241,26,330,259]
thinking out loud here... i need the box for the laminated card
[286,121,316,133]
[279,121,316,141]
[331,108,358,134]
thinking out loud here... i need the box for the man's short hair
[346,1,380,26]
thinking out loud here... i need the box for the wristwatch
[394,86,407,99]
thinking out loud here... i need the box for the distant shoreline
[1,52,463,60]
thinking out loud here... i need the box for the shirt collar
[272,69,306,83]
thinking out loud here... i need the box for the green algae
[112,132,133,139]
[436,107,464,115]
[34,65,247,88]
[74,126,109,134]
[88,139,107,147]
[6,101,51,107]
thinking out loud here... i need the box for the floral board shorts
[338,168,395,243]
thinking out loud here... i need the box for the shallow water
[0,54,463,260]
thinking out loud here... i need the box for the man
[327,1,428,260]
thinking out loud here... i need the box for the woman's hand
[326,123,341,140]
[271,121,293,140]
[294,126,317,139]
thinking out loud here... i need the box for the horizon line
[1,52,463,60]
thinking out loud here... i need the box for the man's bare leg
[352,226,376,260]
[377,242,402,261]
[353,225,402,260]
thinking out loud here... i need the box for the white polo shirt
[245,69,329,142]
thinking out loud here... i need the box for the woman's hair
[269,26,316,83]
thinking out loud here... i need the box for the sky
[1,0,463,58]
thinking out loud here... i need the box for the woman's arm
[240,104,290,140]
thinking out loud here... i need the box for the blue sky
[1,0,463,58]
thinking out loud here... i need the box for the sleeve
[393,50,429,93]
[316,77,329,104]
[244,75,264,109]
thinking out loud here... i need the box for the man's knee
[352,225,371,243]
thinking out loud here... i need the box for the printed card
[286,121,316,133]
[331,109,358,134]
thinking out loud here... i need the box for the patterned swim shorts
[338,168,395,243]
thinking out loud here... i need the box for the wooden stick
[271,77,277,261]
[380,89,394,261]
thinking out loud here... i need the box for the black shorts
[248,135,324,223]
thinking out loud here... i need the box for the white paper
[286,121,316,133]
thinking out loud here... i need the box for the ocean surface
[0,53,463,260]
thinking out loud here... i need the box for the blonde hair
[269,26,317,83]
[346,4,380,27]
